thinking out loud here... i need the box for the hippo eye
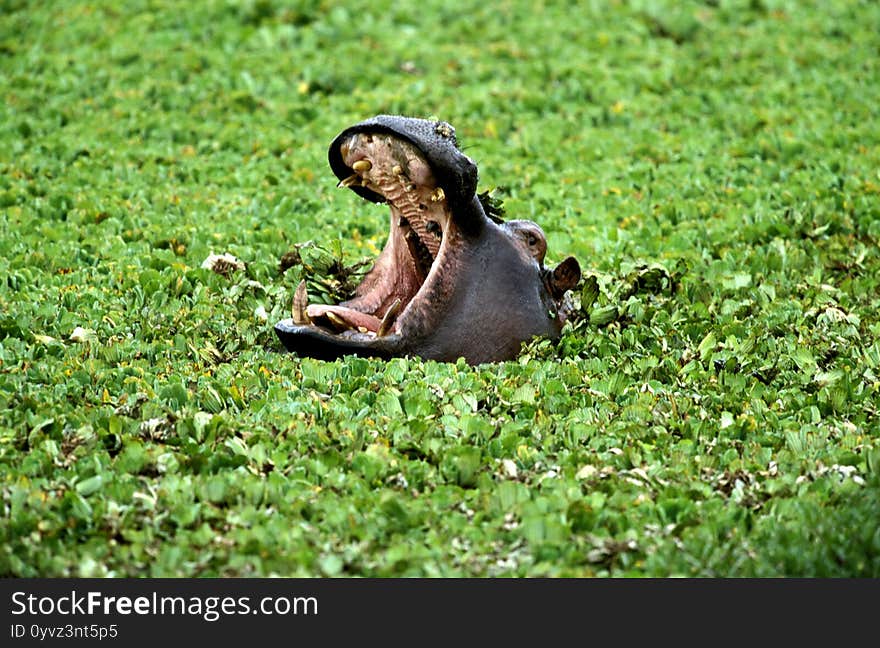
[527,234,537,247]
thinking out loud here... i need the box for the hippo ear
[549,256,581,298]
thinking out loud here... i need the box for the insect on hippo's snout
[274,115,581,365]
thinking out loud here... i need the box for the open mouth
[291,131,452,342]
[276,114,580,364]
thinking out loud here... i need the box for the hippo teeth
[352,159,372,173]
[377,298,401,337]
[305,304,382,334]
[292,279,311,324]
[324,311,354,332]
[337,173,361,188]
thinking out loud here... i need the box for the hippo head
[274,115,580,365]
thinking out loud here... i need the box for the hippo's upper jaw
[275,115,580,365]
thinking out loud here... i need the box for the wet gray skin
[274,115,581,365]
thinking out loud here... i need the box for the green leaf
[722,272,752,290]
[792,348,817,372]
[75,475,104,497]
[442,447,482,488]
[590,305,619,326]
[376,389,404,417]
[698,331,717,361]
[511,384,536,405]
[318,554,344,576]
[580,275,600,311]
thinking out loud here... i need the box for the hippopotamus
[274,115,581,365]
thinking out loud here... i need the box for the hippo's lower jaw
[275,115,580,365]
